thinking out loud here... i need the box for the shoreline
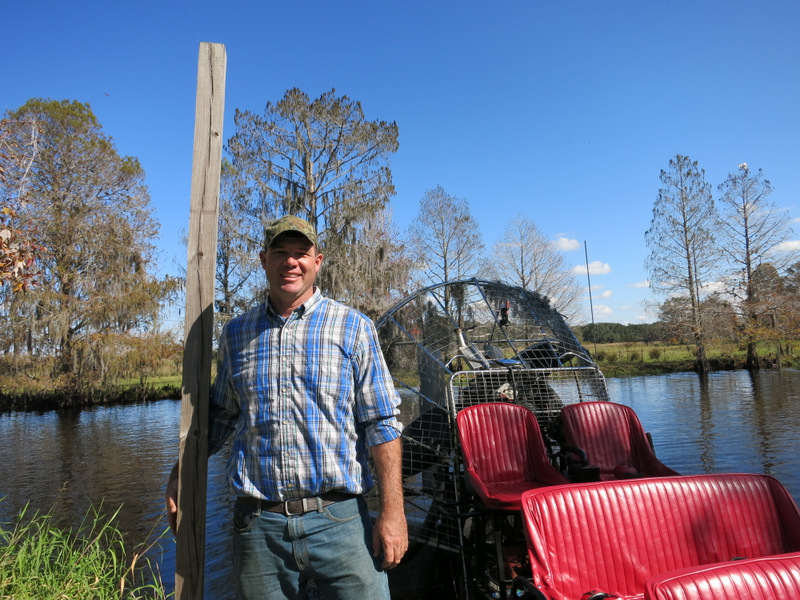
[0,384,182,413]
[0,358,779,413]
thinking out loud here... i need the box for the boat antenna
[584,240,597,356]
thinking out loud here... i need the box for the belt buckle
[282,497,323,516]
[282,499,301,516]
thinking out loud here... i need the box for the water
[1,369,799,598]
[607,369,800,500]
[0,401,235,598]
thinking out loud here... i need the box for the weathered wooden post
[176,41,226,599]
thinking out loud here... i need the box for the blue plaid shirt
[208,288,402,501]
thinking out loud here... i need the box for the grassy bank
[385,340,800,387]
[0,503,170,599]
[0,351,182,412]
[0,374,181,413]
[589,340,799,378]
[2,341,798,411]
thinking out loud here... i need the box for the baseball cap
[263,215,318,249]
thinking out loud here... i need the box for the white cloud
[702,280,727,295]
[629,280,650,289]
[583,260,611,275]
[775,240,800,253]
[594,304,614,315]
[553,237,581,251]
[600,290,612,299]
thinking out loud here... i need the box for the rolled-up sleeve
[354,318,403,447]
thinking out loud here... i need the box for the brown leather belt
[237,491,356,516]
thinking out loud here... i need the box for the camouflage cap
[263,215,318,249]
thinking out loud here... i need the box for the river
[1,369,799,598]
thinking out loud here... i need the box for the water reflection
[606,369,800,502]
[0,369,799,599]
[0,402,235,598]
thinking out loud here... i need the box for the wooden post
[176,42,226,599]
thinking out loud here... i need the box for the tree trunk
[745,340,760,371]
[694,338,710,374]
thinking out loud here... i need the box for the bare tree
[488,215,584,322]
[227,88,405,310]
[780,261,800,354]
[215,159,264,331]
[645,154,720,373]
[747,263,793,366]
[717,163,797,369]
[698,293,739,345]
[409,186,484,310]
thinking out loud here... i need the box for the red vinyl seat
[560,401,679,480]
[458,402,570,599]
[645,552,800,600]
[518,473,800,600]
[457,402,568,511]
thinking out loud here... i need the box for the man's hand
[372,506,408,569]
[165,462,178,535]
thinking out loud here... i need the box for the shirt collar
[265,287,323,321]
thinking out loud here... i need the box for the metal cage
[369,279,610,568]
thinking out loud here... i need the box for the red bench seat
[519,474,800,600]
[645,552,800,600]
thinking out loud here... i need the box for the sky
[4,1,800,326]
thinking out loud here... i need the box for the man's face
[260,234,323,314]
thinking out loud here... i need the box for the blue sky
[4,1,799,325]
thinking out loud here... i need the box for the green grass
[0,502,171,599]
[590,340,800,377]
[388,340,800,385]
[116,375,182,390]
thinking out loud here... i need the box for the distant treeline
[574,322,668,345]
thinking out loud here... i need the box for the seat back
[646,552,800,600]
[520,474,800,599]
[561,401,679,478]
[457,402,567,510]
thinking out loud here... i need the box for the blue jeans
[232,496,390,600]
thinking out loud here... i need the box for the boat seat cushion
[645,552,800,600]
[560,401,679,479]
[457,402,568,511]
[520,473,800,600]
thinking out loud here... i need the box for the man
[166,215,407,599]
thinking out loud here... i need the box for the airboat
[372,278,609,598]
[368,279,800,600]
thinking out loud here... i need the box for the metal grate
[449,367,609,427]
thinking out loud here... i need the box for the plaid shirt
[208,288,402,501]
